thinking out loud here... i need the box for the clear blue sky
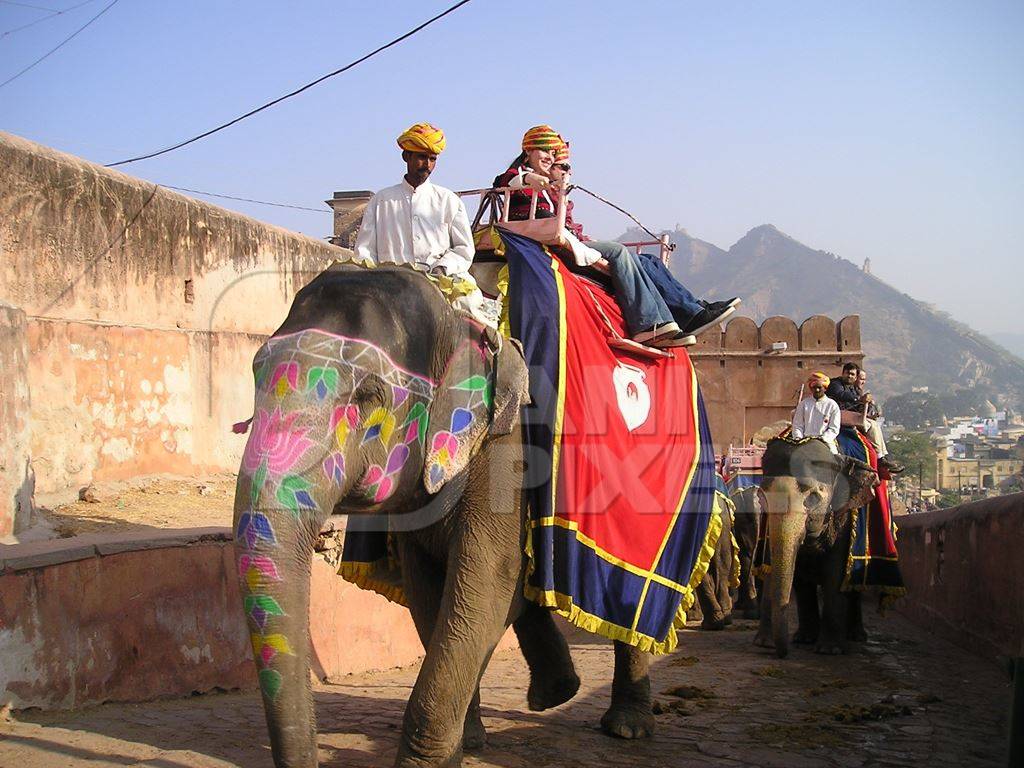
[3,0,1021,334]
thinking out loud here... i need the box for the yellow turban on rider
[397,123,446,155]
[552,140,570,163]
[808,371,831,388]
[522,125,565,152]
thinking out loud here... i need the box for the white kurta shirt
[353,179,474,277]
[791,395,841,452]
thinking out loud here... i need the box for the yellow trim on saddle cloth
[729,531,742,590]
[337,560,408,607]
[522,493,726,655]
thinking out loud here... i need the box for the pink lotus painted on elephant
[242,407,315,477]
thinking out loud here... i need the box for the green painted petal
[251,462,268,504]
[482,380,494,409]
[244,595,285,616]
[259,668,283,700]
[454,375,488,391]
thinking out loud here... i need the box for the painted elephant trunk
[234,386,355,765]
[766,487,806,659]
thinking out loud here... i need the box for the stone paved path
[0,611,1009,767]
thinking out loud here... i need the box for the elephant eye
[804,491,823,511]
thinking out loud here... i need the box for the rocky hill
[620,224,1024,404]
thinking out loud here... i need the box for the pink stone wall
[0,131,348,503]
[897,493,1024,660]
[0,303,34,538]
[0,530,428,710]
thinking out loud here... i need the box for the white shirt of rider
[791,395,841,452]
[353,179,475,278]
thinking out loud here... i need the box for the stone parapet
[0,527,432,710]
[896,493,1024,661]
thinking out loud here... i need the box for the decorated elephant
[692,501,738,630]
[752,436,879,658]
[234,265,659,768]
[729,485,762,620]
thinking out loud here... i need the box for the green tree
[887,431,936,487]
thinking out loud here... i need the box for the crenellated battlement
[689,314,861,355]
[689,315,864,451]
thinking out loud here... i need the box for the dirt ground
[41,474,238,536]
[0,610,1010,768]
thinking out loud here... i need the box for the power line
[1,0,97,40]
[0,0,118,89]
[0,0,60,10]
[105,0,476,168]
[159,183,328,213]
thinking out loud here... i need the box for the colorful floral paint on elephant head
[235,328,495,702]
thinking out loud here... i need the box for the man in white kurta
[791,371,841,453]
[353,122,491,326]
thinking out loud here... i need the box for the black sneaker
[703,297,741,312]
[681,305,736,337]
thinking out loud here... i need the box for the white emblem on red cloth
[612,362,651,432]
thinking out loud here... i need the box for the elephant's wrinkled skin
[234,266,654,768]
[752,437,878,658]
[729,486,762,620]
[693,504,736,630]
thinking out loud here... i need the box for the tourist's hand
[524,172,549,190]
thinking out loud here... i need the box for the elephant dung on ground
[752,437,879,659]
[233,266,660,768]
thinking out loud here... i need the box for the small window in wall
[719,359,726,368]
[184,279,195,304]
[797,360,804,369]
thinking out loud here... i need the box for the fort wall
[690,314,864,452]
[0,132,347,504]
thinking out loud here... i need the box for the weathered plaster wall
[690,314,863,453]
[0,529,425,709]
[0,528,518,710]
[897,493,1024,661]
[0,303,35,537]
[0,132,348,501]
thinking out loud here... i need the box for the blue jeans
[636,252,703,326]
[587,240,675,336]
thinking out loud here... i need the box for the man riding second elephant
[753,436,880,659]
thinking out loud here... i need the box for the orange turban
[397,123,446,154]
[808,372,831,388]
[522,125,565,152]
[553,140,570,163]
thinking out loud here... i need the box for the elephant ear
[829,456,879,514]
[422,325,528,494]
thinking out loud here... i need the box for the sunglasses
[555,163,571,172]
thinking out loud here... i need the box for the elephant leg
[696,574,726,631]
[715,560,734,625]
[815,544,849,655]
[846,591,867,642]
[754,585,773,648]
[792,579,820,644]
[397,537,487,752]
[234,498,329,768]
[513,603,580,711]
[600,641,655,740]
[394,523,520,767]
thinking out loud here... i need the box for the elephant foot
[792,630,818,645]
[527,670,581,712]
[814,639,847,655]
[600,702,655,740]
[462,714,487,752]
[700,615,727,631]
[753,629,774,648]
